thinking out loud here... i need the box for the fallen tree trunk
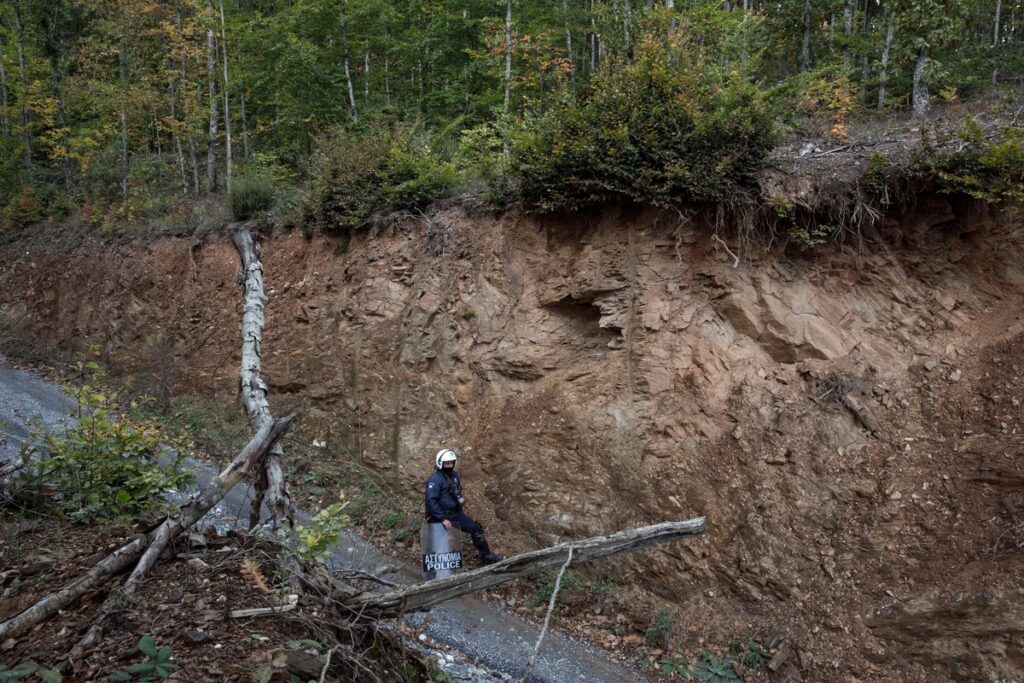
[338,517,706,620]
[0,415,294,643]
[232,225,294,533]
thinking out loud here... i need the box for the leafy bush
[932,120,1024,205]
[2,182,75,230]
[530,568,585,606]
[305,122,459,233]
[296,497,350,562]
[0,661,62,682]
[228,170,276,220]
[645,604,678,648]
[16,359,193,522]
[509,31,776,212]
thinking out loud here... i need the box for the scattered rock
[924,359,939,372]
[182,630,215,645]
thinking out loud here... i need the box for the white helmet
[435,448,458,470]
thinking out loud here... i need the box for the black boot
[471,531,504,565]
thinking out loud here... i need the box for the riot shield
[420,522,464,580]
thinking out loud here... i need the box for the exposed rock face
[1,196,1023,682]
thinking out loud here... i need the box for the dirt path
[0,356,649,683]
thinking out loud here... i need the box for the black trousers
[442,511,490,556]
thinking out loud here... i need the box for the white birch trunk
[801,0,812,72]
[206,0,218,193]
[232,226,295,533]
[993,0,1002,83]
[878,20,894,108]
[504,0,512,113]
[912,45,930,118]
[219,0,232,193]
[340,0,358,122]
[563,0,575,87]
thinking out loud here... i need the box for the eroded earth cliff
[2,196,1022,681]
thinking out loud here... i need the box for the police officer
[424,448,503,565]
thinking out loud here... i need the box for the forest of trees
[0,0,1021,229]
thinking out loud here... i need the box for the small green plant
[865,152,891,189]
[228,171,276,220]
[530,568,585,606]
[296,496,350,562]
[693,652,740,683]
[107,636,178,682]
[645,604,678,648]
[737,638,771,669]
[658,657,693,676]
[17,357,193,522]
[0,662,61,683]
[460,308,476,321]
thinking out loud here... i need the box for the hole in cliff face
[543,296,622,349]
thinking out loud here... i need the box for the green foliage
[645,604,678,648]
[2,182,75,230]
[296,497,350,562]
[510,32,777,212]
[16,358,193,522]
[304,122,459,233]
[692,652,741,683]
[932,121,1024,204]
[736,639,771,669]
[0,662,61,683]
[866,152,891,189]
[228,171,276,221]
[107,636,178,682]
[657,657,693,676]
[530,568,586,606]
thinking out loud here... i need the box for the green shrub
[305,122,459,233]
[228,171,276,220]
[108,636,178,682]
[509,32,776,212]
[296,497,350,562]
[16,359,193,522]
[933,120,1024,205]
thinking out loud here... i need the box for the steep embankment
[2,194,1022,681]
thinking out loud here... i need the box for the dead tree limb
[339,517,706,620]
[0,415,294,643]
[232,224,294,533]
[521,545,574,683]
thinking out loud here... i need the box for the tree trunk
[503,0,512,113]
[13,3,32,167]
[219,0,232,193]
[912,45,930,117]
[0,35,9,137]
[206,0,218,193]
[177,0,200,195]
[877,20,894,108]
[562,0,575,87]
[170,84,187,195]
[341,518,707,620]
[339,0,358,122]
[49,63,73,191]
[232,226,295,534]
[801,0,812,72]
[591,0,599,71]
[0,416,295,643]
[842,0,854,68]
[241,90,250,159]
[993,0,1002,83]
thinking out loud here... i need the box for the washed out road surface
[0,356,648,683]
